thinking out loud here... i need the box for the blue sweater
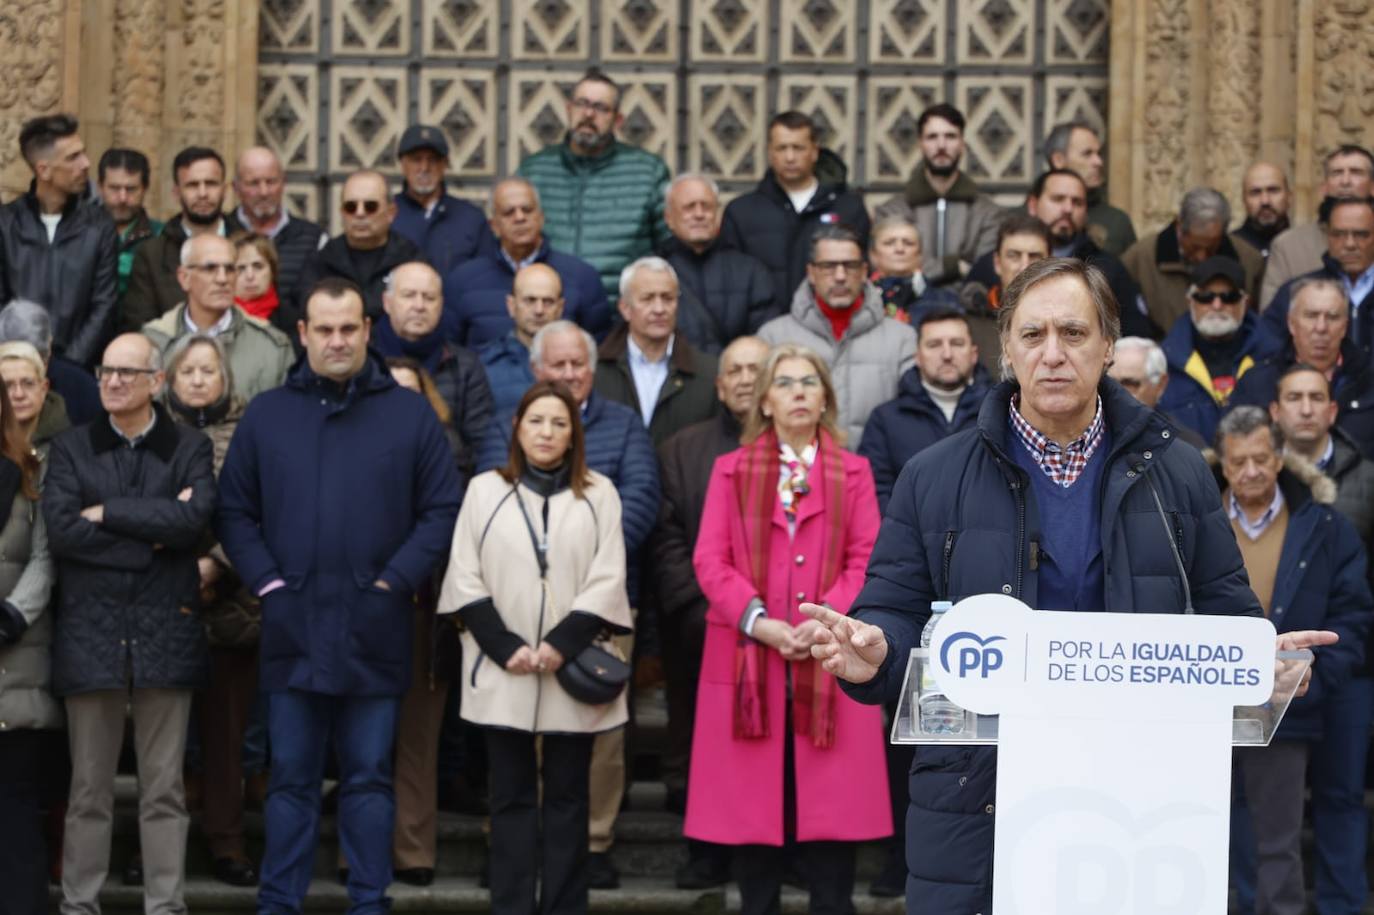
[1011,429,1109,612]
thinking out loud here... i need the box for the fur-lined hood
[1202,446,1338,506]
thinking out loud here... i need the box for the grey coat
[757,282,916,448]
[0,492,57,730]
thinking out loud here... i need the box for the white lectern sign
[917,594,1284,915]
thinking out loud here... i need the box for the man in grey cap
[392,124,492,276]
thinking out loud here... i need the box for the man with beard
[963,169,1155,338]
[518,69,671,301]
[1233,277,1374,455]
[0,114,118,366]
[124,146,243,332]
[231,146,328,307]
[391,125,490,277]
[1043,121,1136,257]
[756,225,915,447]
[1158,256,1277,442]
[1262,146,1374,308]
[874,103,1003,286]
[1124,187,1265,334]
[1235,162,1291,260]
[97,148,162,302]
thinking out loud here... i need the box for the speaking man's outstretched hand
[801,602,888,684]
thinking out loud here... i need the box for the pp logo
[940,631,1006,679]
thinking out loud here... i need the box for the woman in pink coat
[687,342,891,915]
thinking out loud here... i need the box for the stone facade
[0,0,1370,240]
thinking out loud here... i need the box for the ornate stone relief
[1313,1,1374,161]
[0,0,67,191]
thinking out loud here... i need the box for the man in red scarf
[757,226,915,448]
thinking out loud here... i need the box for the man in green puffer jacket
[518,68,672,303]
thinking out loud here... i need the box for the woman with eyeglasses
[161,333,261,887]
[687,343,890,915]
[0,352,57,915]
[439,379,631,915]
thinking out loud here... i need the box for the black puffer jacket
[292,232,421,319]
[43,406,217,695]
[719,169,871,314]
[659,237,779,353]
[265,214,329,321]
[0,190,118,365]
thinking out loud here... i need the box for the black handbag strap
[511,485,548,579]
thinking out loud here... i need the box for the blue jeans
[257,691,400,915]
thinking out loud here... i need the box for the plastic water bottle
[919,600,967,735]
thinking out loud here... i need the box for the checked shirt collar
[1008,394,1105,488]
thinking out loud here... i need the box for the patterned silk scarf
[733,427,846,749]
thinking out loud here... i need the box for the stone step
[109,777,895,881]
[51,876,908,914]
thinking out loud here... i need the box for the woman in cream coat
[440,379,631,915]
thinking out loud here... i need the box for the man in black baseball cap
[392,124,492,276]
[1157,254,1279,442]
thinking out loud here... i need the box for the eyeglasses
[95,365,158,383]
[570,97,615,116]
[812,259,864,274]
[186,262,235,277]
[772,374,821,390]
[342,199,382,216]
[1190,289,1243,305]
[3,378,40,393]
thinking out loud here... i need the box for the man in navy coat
[803,258,1339,913]
[217,276,461,915]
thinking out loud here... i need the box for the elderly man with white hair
[659,173,778,353]
[1108,335,1207,449]
[0,298,102,424]
[593,256,720,448]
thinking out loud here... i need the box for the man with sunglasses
[757,225,915,448]
[517,68,672,302]
[1158,256,1278,443]
[293,170,421,320]
[1261,196,1374,357]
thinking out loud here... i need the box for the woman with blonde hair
[0,341,63,454]
[687,343,890,915]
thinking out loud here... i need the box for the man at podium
[802,257,1268,913]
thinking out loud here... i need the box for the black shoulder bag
[513,485,630,705]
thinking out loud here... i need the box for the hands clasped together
[505,642,566,675]
[750,617,825,662]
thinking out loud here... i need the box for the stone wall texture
[0,0,1370,239]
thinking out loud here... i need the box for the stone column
[0,0,258,215]
[1109,0,1374,236]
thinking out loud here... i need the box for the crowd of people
[0,62,1371,915]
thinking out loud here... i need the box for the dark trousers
[200,645,258,860]
[257,691,400,915]
[0,729,48,915]
[1311,676,1373,915]
[735,710,857,915]
[485,727,594,915]
[882,699,911,865]
[1231,741,1309,915]
[735,842,856,915]
[661,602,706,794]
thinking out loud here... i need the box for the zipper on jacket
[941,531,957,601]
[1011,477,1026,598]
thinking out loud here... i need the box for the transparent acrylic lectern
[891,647,1314,747]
